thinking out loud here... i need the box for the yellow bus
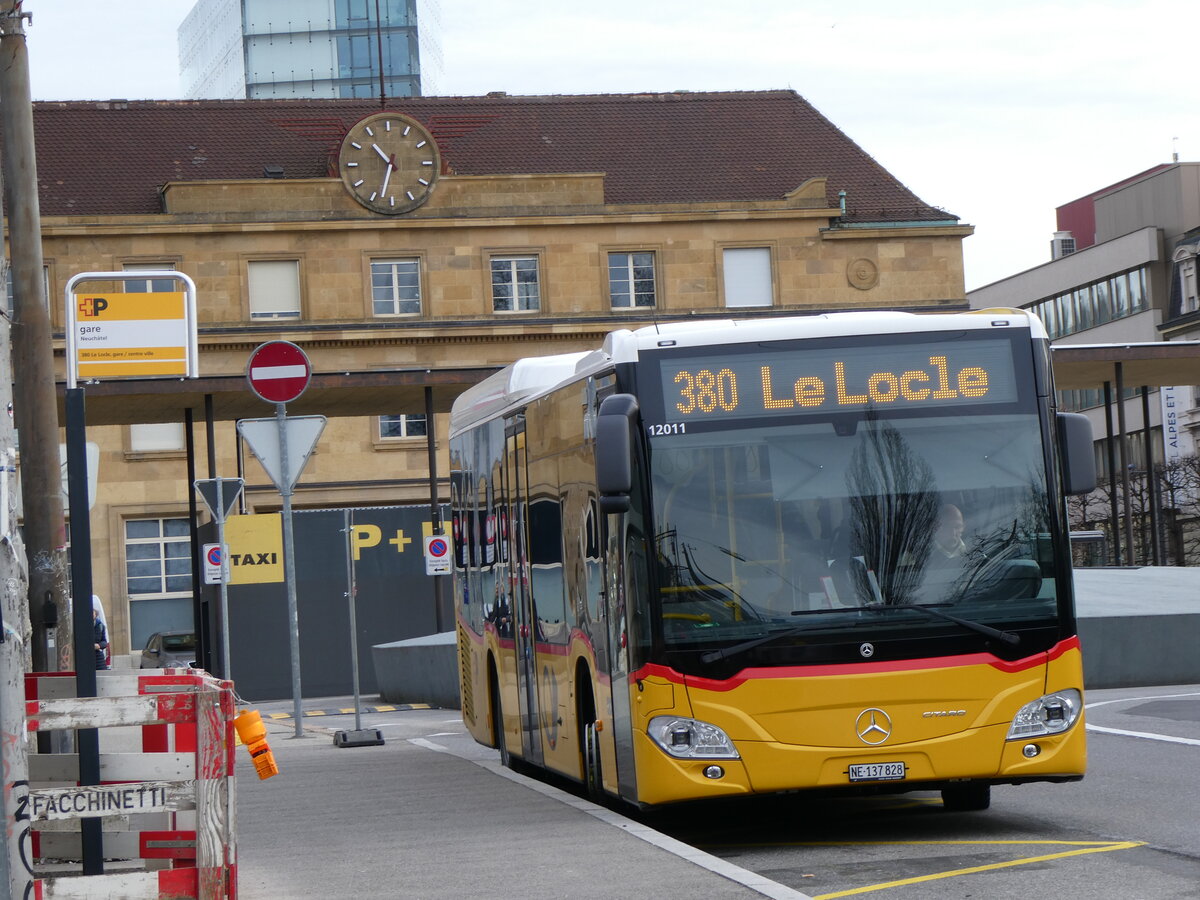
[450,310,1095,811]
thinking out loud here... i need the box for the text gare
[673,355,991,415]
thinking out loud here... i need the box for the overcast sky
[22,0,1198,291]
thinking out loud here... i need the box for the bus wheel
[941,783,991,812]
[583,720,603,800]
[489,666,511,769]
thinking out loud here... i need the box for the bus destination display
[655,338,1019,423]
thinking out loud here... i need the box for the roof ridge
[32,89,802,110]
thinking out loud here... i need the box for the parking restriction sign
[424,535,452,575]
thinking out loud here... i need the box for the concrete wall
[373,632,460,709]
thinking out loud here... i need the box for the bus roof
[449,309,1041,435]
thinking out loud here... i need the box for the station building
[23,90,973,660]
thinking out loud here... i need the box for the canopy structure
[1052,341,1200,566]
[1051,342,1200,391]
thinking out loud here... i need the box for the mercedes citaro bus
[450,310,1095,811]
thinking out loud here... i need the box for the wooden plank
[28,781,195,822]
[33,831,142,860]
[36,868,197,899]
[27,693,197,731]
[30,752,193,783]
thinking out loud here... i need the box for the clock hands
[371,144,400,203]
[380,157,393,198]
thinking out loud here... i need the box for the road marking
[1086,690,1200,710]
[1085,690,1200,746]
[264,702,432,720]
[1087,725,1200,746]
[799,841,1144,899]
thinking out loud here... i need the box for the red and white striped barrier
[25,668,237,899]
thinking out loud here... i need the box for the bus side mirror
[1057,412,1096,495]
[596,394,639,514]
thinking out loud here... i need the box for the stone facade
[29,94,972,653]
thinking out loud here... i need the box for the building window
[722,247,773,308]
[491,256,540,312]
[1179,256,1198,314]
[130,423,186,453]
[5,262,51,315]
[371,258,421,315]
[125,517,192,598]
[123,263,177,293]
[1027,266,1151,339]
[247,259,301,319]
[379,413,427,439]
[608,252,656,308]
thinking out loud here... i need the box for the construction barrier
[25,668,236,899]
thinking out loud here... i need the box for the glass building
[179,0,442,99]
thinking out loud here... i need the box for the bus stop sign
[246,341,311,404]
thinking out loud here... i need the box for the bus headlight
[647,716,740,759]
[1006,689,1082,740]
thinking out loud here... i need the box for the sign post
[194,477,243,680]
[333,509,384,749]
[241,341,314,738]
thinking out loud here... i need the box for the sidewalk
[234,696,811,900]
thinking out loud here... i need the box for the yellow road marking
[800,840,1145,899]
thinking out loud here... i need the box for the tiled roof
[29,91,952,221]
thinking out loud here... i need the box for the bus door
[504,414,544,767]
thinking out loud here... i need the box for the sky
[21,0,1199,291]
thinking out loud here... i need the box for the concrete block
[372,631,460,709]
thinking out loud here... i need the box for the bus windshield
[639,335,1063,675]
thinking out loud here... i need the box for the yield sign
[237,416,326,493]
[247,340,312,404]
[194,477,244,522]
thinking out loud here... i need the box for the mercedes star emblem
[859,642,875,658]
[855,708,892,745]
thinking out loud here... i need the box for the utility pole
[0,121,34,900]
[0,1,70,673]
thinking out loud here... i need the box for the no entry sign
[246,341,312,404]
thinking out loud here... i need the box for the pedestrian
[93,608,109,670]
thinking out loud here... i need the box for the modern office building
[26,90,972,687]
[179,0,441,100]
[968,162,1200,563]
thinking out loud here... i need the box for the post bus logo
[855,708,892,745]
[78,296,109,318]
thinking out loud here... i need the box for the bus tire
[941,783,990,811]
[577,676,603,800]
[489,663,512,769]
[584,720,603,800]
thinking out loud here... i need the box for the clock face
[338,112,440,215]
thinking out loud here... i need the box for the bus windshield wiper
[698,610,845,664]
[879,602,1020,646]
